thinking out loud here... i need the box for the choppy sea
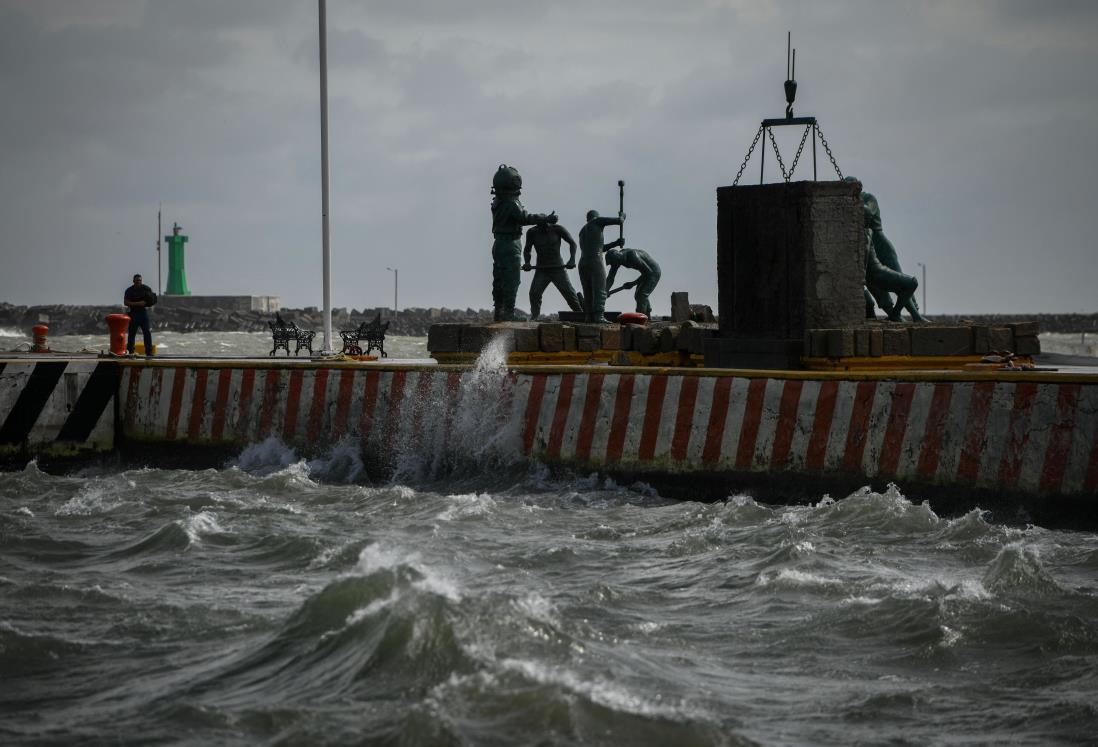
[2,330,1098,745]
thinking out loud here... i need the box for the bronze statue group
[490,165,660,323]
[490,164,922,325]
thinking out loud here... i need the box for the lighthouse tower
[165,222,190,296]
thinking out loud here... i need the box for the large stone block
[660,325,680,352]
[460,325,497,353]
[909,326,972,356]
[882,327,910,356]
[427,323,462,353]
[562,326,577,351]
[1014,335,1041,356]
[854,328,870,357]
[988,327,1013,352]
[671,292,691,323]
[826,329,854,358]
[601,326,622,350]
[717,180,864,340]
[633,327,660,355]
[577,336,598,352]
[868,327,883,357]
[540,323,564,353]
[973,326,990,355]
[1010,321,1040,337]
[513,326,540,352]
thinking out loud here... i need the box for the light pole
[916,262,926,312]
[386,267,398,316]
[318,0,333,353]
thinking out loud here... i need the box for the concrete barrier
[115,360,1098,512]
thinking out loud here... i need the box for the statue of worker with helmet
[490,164,558,322]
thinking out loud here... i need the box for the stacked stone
[804,321,1042,358]
[427,321,718,358]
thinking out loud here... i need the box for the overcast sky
[1,0,1096,315]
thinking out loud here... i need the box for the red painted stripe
[257,369,281,439]
[165,367,187,439]
[606,374,635,463]
[359,370,381,441]
[916,383,953,480]
[735,379,768,469]
[702,377,733,465]
[670,377,700,461]
[956,381,997,483]
[411,371,434,438]
[440,372,462,441]
[638,375,669,461]
[841,381,877,473]
[210,368,232,441]
[186,369,209,441]
[522,374,547,455]
[1039,384,1080,493]
[878,382,916,476]
[282,369,305,442]
[575,374,605,461]
[770,379,804,469]
[123,367,143,430]
[547,374,576,458]
[997,382,1038,487]
[306,368,330,444]
[331,369,356,441]
[383,371,408,457]
[805,381,839,471]
[236,368,256,439]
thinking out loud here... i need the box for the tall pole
[387,266,398,315]
[318,0,333,353]
[156,203,162,296]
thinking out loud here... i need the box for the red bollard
[106,314,130,356]
[617,312,648,326]
[31,324,49,353]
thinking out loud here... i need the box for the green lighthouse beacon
[165,222,190,296]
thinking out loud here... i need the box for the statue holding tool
[523,221,583,320]
[606,247,661,318]
[576,181,626,323]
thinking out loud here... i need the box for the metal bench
[340,313,389,357]
[269,314,316,357]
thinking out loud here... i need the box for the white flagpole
[318,0,333,353]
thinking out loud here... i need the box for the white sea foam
[353,543,462,602]
[232,437,298,474]
[181,510,224,544]
[15,506,33,517]
[306,438,366,483]
[755,568,845,590]
[436,492,497,521]
[54,483,122,516]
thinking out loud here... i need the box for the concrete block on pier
[854,328,870,357]
[427,323,462,353]
[1010,321,1040,338]
[671,292,691,323]
[868,327,883,357]
[513,326,540,352]
[601,326,623,351]
[973,326,990,354]
[882,327,910,356]
[827,329,855,358]
[460,325,497,353]
[909,326,972,356]
[562,326,577,352]
[988,326,1013,352]
[1014,336,1041,356]
[540,323,564,353]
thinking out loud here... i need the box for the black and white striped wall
[0,360,118,462]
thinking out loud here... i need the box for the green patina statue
[490,165,558,322]
[523,222,583,320]
[847,176,926,323]
[577,209,625,323]
[606,247,661,318]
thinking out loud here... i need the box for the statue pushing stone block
[606,248,661,318]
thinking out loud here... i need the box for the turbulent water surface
[2,331,1098,745]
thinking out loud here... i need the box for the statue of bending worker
[846,176,926,323]
[490,164,558,322]
[606,247,661,318]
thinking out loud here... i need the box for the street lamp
[386,267,398,316]
[915,262,926,313]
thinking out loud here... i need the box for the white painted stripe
[588,373,618,463]
[0,363,35,422]
[894,382,935,480]
[718,377,751,470]
[976,382,1017,488]
[1062,384,1098,493]
[686,377,717,463]
[620,374,652,464]
[652,375,683,460]
[787,380,821,472]
[936,382,974,481]
[558,374,589,460]
[823,380,857,472]
[1017,384,1058,493]
[861,381,895,478]
[752,378,786,470]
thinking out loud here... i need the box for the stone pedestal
[709,180,864,368]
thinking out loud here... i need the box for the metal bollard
[31,324,49,353]
[106,314,130,356]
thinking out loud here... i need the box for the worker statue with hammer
[490,164,559,321]
[606,247,662,318]
[577,180,626,323]
[522,220,583,320]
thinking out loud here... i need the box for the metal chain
[786,124,812,180]
[732,125,764,186]
[765,127,790,182]
[814,122,844,180]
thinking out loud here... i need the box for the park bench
[269,314,316,356]
[339,313,389,357]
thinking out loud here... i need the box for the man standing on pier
[522,221,583,320]
[123,273,156,355]
[577,209,625,323]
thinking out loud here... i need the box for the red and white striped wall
[118,363,1098,497]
